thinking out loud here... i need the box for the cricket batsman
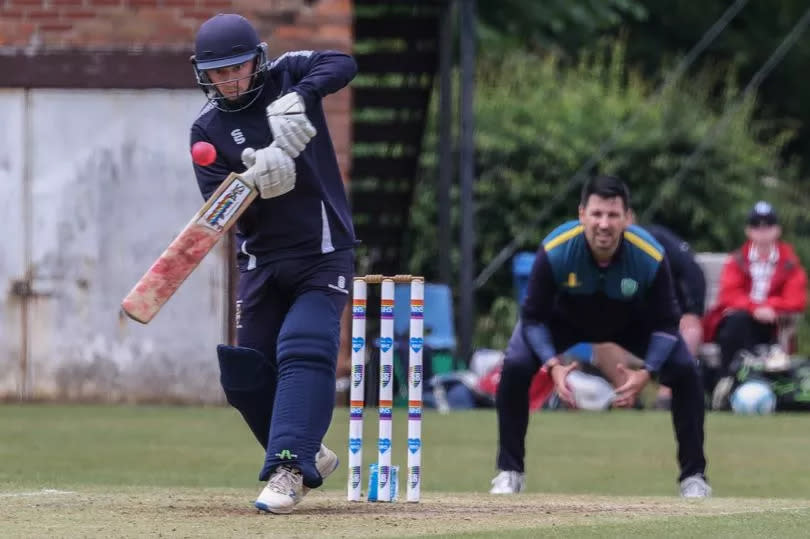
[489,175,710,498]
[189,13,357,514]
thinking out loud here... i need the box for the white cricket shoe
[299,444,340,502]
[489,470,525,494]
[255,465,303,514]
[680,474,712,498]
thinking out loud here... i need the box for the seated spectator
[703,201,807,383]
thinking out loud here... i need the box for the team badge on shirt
[565,273,580,288]
[620,278,638,297]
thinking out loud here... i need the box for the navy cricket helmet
[191,13,268,111]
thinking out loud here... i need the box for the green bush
[409,42,809,352]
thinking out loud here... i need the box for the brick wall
[0,0,354,179]
[0,0,353,54]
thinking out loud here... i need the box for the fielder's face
[579,195,629,262]
[205,59,257,101]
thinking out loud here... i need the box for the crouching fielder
[490,175,709,498]
[189,13,357,514]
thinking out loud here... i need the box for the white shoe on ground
[255,464,303,514]
[489,470,525,494]
[680,474,712,498]
[299,443,340,501]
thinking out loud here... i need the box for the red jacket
[703,241,807,341]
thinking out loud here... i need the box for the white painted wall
[0,90,27,398]
[0,89,229,403]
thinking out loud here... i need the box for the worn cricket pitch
[3,487,810,538]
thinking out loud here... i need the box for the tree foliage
[477,0,647,55]
[477,0,810,174]
[620,0,810,174]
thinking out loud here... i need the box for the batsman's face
[206,59,257,101]
[579,195,629,261]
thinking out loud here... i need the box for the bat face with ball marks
[121,172,256,324]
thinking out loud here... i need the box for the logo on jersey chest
[230,128,246,144]
[620,278,638,297]
[564,272,580,288]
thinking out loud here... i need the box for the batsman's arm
[121,172,257,324]
[273,50,358,106]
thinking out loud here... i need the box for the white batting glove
[265,92,316,158]
[240,144,296,199]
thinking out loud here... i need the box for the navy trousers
[222,249,352,488]
[496,321,706,482]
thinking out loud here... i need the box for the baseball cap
[747,201,778,227]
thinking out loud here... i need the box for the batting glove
[265,92,317,158]
[240,144,296,199]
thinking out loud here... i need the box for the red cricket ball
[191,141,217,166]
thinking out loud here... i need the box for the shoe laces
[268,465,302,495]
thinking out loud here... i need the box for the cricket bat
[121,172,257,324]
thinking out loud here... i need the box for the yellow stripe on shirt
[543,225,584,252]
[624,230,663,262]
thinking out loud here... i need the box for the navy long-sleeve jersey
[190,50,357,271]
[521,221,683,373]
[644,224,707,316]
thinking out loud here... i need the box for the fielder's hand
[240,144,296,199]
[548,360,579,408]
[613,364,651,408]
[266,92,316,158]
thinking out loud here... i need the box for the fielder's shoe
[489,470,525,494]
[680,474,712,498]
[255,465,303,514]
[298,444,340,502]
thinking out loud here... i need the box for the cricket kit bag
[712,345,810,411]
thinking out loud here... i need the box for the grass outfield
[1,404,809,537]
